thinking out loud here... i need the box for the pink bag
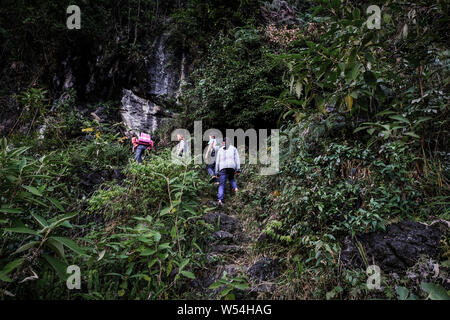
[138,133,151,144]
[136,133,154,150]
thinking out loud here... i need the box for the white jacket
[215,145,241,174]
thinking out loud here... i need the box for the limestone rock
[341,220,448,273]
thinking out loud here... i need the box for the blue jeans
[207,163,215,176]
[134,145,147,163]
[217,169,238,202]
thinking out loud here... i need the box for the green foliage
[396,282,450,300]
[87,185,128,218]
[272,0,449,150]
[1,0,449,301]
[0,138,70,224]
[11,88,49,135]
[209,272,250,300]
[0,138,87,295]
[180,30,285,129]
[79,154,210,299]
[170,0,260,53]
[420,282,450,300]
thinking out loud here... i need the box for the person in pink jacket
[132,132,154,163]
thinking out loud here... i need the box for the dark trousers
[134,145,147,163]
[217,168,238,202]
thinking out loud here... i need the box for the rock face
[341,220,448,273]
[120,89,173,134]
[145,32,187,98]
[49,30,189,135]
[247,258,281,281]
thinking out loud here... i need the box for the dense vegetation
[1,0,449,300]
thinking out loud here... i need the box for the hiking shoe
[209,176,217,183]
[217,200,224,206]
[234,188,239,193]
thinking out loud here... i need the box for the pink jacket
[132,133,154,150]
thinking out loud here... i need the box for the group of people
[132,132,241,205]
[204,135,241,205]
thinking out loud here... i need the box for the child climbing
[215,137,241,205]
[132,132,154,164]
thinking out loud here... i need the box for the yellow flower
[81,127,94,132]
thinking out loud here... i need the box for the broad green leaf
[23,185,42,196]
[1,258,25,275]
[42,254,68,281]
[0,272,12,282]
[1,137,6,154]
[208,281,223,289]
[396,286,409,300]
[31,213,48,228]
[353,126,370,133]
[140,249,156,256]
[0,207,22,214]
[389,115,410,124]
[48,197,65,212]
[159,206,171,216]
[421,282,450,300]
[19,158,27,173]
[46,238,66,260]
[352,8,360,20]
[404,132,420,139]
[47,212,77,230]
[14,241,40,254]
[158,243,171,250]
[178,258,189,271]
[50,236,87,256]
[4,227,38,235]
[180,270,195,279]
[233,283,249,290]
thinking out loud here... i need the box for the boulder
[203,212,239,233]
[213,230,234,243]
[247,258,281,281]
[120,89,173,134]
[341,220,448,273]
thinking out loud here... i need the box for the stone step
[203,212,239,233]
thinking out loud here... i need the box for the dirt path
[192,196,282,299]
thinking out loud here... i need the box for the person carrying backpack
[132,132,154,164]
[215,137,241,205]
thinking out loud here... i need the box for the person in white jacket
[215,137,241,205]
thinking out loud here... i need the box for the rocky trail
[192,199,282,299]
[190,191,450,299]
